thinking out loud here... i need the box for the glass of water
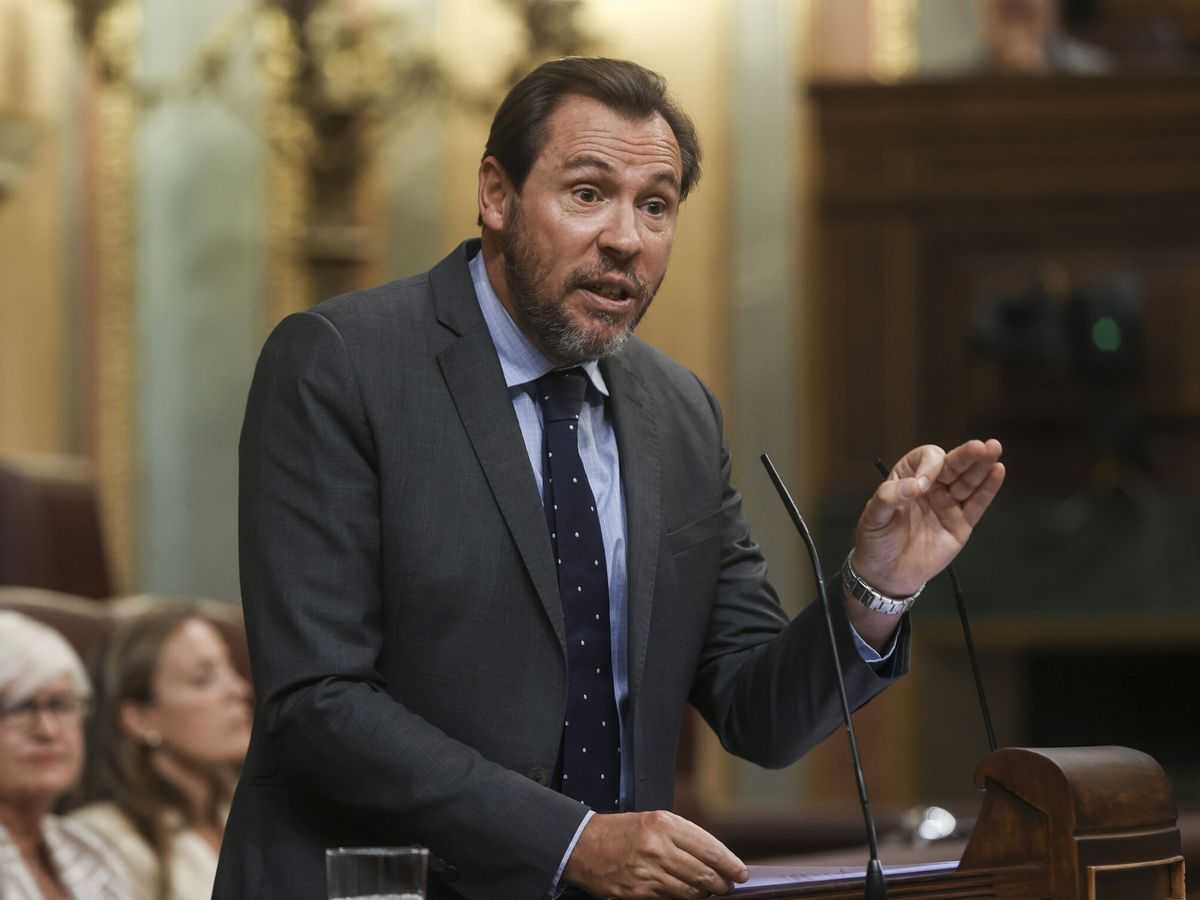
[326,846,429,900]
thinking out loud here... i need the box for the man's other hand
[854,438,1006,597]
[564,810,749,898]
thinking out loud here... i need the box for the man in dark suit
[215,58,1005,900]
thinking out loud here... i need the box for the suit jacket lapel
[602,351,662,704]
[432,243,566,652]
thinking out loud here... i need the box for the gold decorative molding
[871,0,920,81]
[70,1,593,323]
[0,109,36,202]
[90,0,138,593]
[0,1,38,203]
[257,7,311,327]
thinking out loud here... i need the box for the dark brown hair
[80,602,237,900]
[483,56,702,200]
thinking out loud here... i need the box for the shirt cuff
[550,809,594,897]
[850,620,899,669]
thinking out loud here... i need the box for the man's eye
[644,200,667,216]
[575,188,600,203]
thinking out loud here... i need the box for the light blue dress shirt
[467,249,895,893]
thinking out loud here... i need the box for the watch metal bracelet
[842,551,924,616]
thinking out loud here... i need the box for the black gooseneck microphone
[872,458,998,753]
[760,453,887,900]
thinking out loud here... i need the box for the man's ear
[478,156,513,232]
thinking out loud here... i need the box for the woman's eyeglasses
[0,694,91,731]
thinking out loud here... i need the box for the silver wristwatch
[841,551,924,616]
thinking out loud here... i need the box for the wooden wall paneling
[879,219,917,463]
[798,663,922,813]
[807,73,1200,810]
[815,220,890,488]
[915,218,1200,496]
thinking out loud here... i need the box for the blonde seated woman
[0,611,129,899]
[72,603,251,900]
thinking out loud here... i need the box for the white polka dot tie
[537,368,620,813]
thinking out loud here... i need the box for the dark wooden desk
[733,747,1184,899]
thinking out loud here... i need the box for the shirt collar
[469,248,609,397]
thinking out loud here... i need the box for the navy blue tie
[537,369,620,813]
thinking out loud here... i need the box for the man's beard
[500,201,656,366]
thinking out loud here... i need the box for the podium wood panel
[739,747,1183,899]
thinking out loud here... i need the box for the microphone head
[865,858,888,900]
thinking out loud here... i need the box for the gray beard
[500,204,652,366]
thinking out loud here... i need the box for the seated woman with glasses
[0,611,129,899]
[72,602,252,900]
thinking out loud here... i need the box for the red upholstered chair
[0,586,117,667]
[0,588,250,683]
[0,455,113,599]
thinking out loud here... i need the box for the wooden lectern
[736,746,1184,899]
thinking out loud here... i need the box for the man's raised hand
[852,438,1006,598]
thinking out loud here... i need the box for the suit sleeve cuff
[850,619,900,670]
[549,809,594,897]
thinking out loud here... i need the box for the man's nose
[598,202,642,261]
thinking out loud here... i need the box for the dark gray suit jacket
[213,240,908,900]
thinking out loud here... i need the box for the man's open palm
[853,439,1006,597]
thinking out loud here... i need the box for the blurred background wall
[2,0,1199,825]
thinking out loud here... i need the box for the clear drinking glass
[325,846,429,900]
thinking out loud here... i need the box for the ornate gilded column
[0,1,36,203]
[871,0,920,80]
[68,0,593,596]
[86,0,138,593]
[258,7,311,327]
[0,112,36,203]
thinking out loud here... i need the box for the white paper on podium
[730,860,959,895]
